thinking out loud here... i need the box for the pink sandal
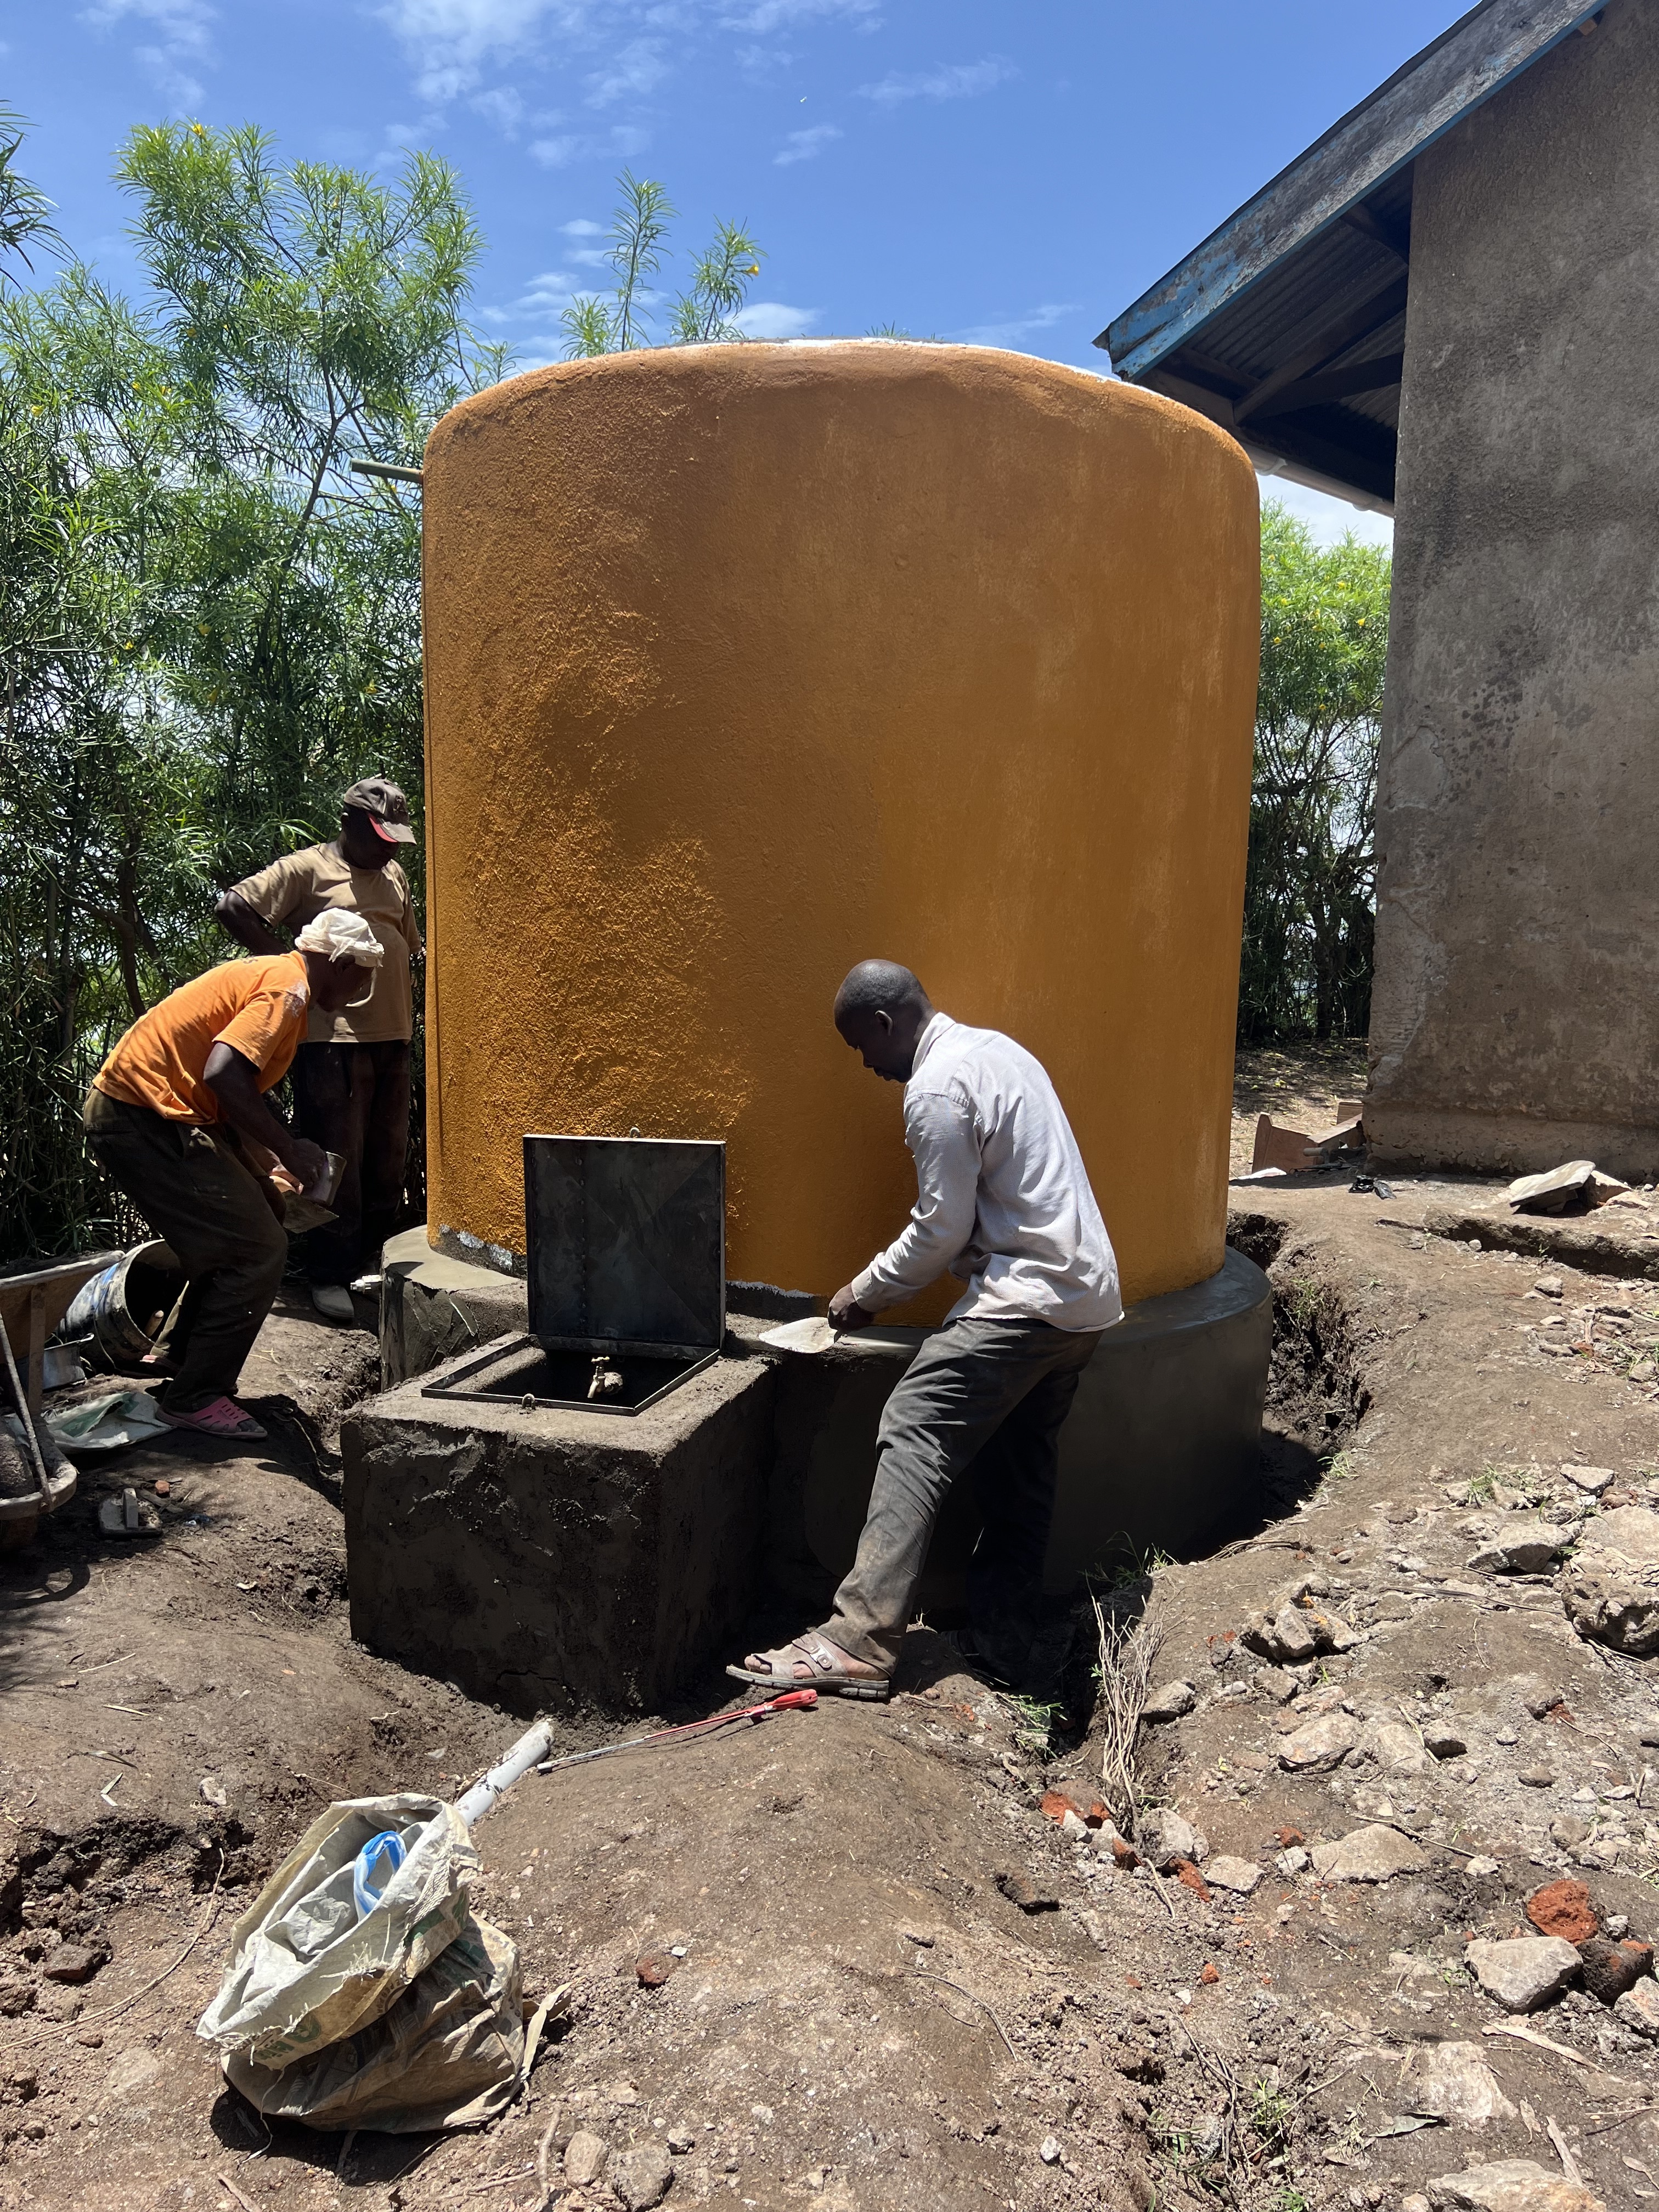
[157,1396,267,1441]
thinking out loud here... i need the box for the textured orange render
[421,342,1259,1313]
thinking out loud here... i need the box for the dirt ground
[1229,1041,1369,1174]
[5,1133,1659,2212]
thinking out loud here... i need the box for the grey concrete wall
[1369,2,1659,1178]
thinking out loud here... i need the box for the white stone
[1059,1809,1090,1841]
[1310,1824,1428,1884]
[1427,2159,1603,2212]
[1142,1680,1197,1723]
[565,2132,610,2187]
[610,2143,675,2211]
[1138,1808,1198,1872]
[1614,1979,1659,2038]
[1039,2135,1061,2164]
[1357,1720,1430,1774]
[1588,1506,1659,1563]
[1464,1936,1581,2012]
[1397,2040,1516,2124]
[1279,1713,1360,1772]
[1203,1855,1263,1895]
[1468,1518,1566,1575]
[1561,1465,1614,1496]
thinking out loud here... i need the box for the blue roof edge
[1102,0,1604,381]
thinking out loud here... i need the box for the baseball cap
[341,775,416,844]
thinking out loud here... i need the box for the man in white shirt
[731,960,1121,1701]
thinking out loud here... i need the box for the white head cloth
[294,911,385,966]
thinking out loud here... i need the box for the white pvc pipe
[456,1720,554,1827]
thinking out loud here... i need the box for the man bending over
[731,960,1121,1700]
[83,913,385,1441]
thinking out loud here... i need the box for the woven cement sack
[224,1911,523,2133]
[197,1795,476,2070]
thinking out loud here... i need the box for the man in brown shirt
[217,777,424,1320]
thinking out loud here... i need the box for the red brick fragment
[1171,1859,1211,1900]
[1275,1827,1305,1850]
[636,1950,678,1988]
[1526,1878,1599,1946]
[1199,1963,1221,1986]
[1040,1789,1086,1825]
[1110,1837,1140,1869]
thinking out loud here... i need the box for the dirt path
[5,1174,1659,2212]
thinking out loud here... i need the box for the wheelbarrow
[0,1250,120,1549]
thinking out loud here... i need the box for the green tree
[0,121,501,1259]
[561,171,762,357]
[1240,501,1391,1042]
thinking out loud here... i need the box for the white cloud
[720,0,878,28]
[952,301,1079,347]
[375,0,585,104]
[560,217,604,235]
[584,35,667,104]
[859,55,1014,106]
[732,300,817,338]
[471,84,526,132]
[81,0,215,109]
[775,122,840,165]
[376,0,878,109]
[529,122,647,165]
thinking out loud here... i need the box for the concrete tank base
[769,1248,1273,1616]
[341,1340,778,1716]
[345,1249,1269,1715]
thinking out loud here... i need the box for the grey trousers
[818,1316,1103,1682]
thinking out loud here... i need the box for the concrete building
[1104,0,1659,1180]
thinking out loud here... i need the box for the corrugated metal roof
[1102,0,1602,506]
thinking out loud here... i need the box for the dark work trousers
[83,1088,287,1415]
[818,1315,1104,1685]
[289,1040,411,1285]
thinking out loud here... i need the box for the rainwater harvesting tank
[420,341,1259,1316]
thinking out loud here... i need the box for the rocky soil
[4,1167,1659,2212]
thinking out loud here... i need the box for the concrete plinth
[766,1249,1272,1612]
[342,1338,777,1714]
[378,1227,528,1389]
[349,1248,1269,1713]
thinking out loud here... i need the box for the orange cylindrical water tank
[421,341,1259,1314]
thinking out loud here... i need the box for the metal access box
[421,1134,726,1415]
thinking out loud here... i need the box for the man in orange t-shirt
[84,918,383,1440]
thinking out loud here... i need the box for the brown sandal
[726,1633,891,1702]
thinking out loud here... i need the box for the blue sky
[3,0,1460,546]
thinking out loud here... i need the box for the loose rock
[1310,1824,1427,1883]
[1137,1809,1199,1872]
[1613,1979,1659,2038]
[1279,1713,1359,1772]
[565,2132,610,2187]
[1518,1768,1555,1788]
[1427,2160,1601,2212]
[1202,1855,1262,1895]
[42,1946,102,1986]
[1424,1726,1469,1760]
[636,1951,678,1988]
[1577,1934,1652,2006]
[1142,1680,1196,1723]
[1561,1465,1614,1497]
[1243,1603,1318,1666]
[1464,1936,1581,2012]
[610,2142,675,2211]
[1564,1510,1659,1654]
[995,1871,1058,1913]
[1397,2041,1516,2124]
[1357,1719,1429,1774]
[1468,1519,1566,1575]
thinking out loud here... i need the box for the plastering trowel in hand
[760,1314,926,1355]
[269,1149,345,1235]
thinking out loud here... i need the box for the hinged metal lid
[523,1135,726,1358]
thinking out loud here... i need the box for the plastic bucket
[58,1240,187,1370]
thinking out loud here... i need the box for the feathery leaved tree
[0,121,501,1259]
[561,171,763,357]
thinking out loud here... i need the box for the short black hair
[834,960,928,1019]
